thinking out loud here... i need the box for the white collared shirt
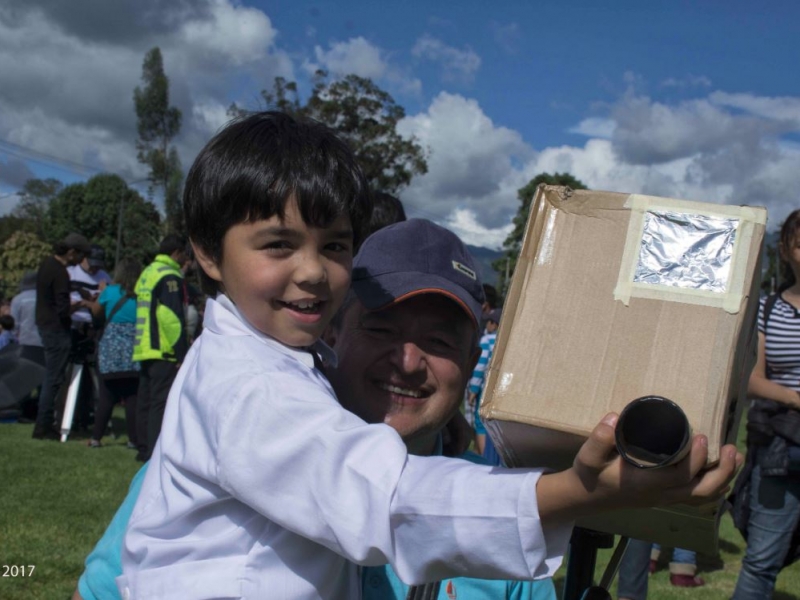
[118,295,570,599]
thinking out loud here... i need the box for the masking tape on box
[614,195,765,314]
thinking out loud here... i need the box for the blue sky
[1,0,799,247]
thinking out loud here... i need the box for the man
[75,220,556,600]
[66,244,113,428]
[75,220,739,600]
[132,235,188,461]
[327,221,555,599]
[33,232,90,439]
[68,243,112,327]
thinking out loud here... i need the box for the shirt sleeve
[468,340,490,395]
[214,371,571,585]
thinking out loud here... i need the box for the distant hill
[466,244,503,288]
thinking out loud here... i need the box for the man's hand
[537,413,743,522]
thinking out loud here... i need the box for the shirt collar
[203,294,337,370]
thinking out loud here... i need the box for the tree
[230,71,428,194]
[134,47,184,234]
[11,178,63,238]
[0,231,51,299]
[493,172,588,295]
[44,174,162,270]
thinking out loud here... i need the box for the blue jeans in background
[34,328,72,434]
[617,538,651,600]
[732,461,800,599]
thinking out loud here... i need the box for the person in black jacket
[33,232,90,439]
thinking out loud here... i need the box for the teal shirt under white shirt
[361,438,556,600]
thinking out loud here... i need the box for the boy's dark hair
[159,234,188,257]
[366,192,406,239]
[184,111,373,294]
[0,314,14,331]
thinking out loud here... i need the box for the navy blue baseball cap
[351,219,484,326]
[487,308,502,324]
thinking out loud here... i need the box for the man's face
[66,249,85,266]
[81,257,101,275]
[328,294,478,453]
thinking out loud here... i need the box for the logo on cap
[452,260,476,280]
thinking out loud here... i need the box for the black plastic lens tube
[615,395,692,469]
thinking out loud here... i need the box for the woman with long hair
[85,257,143,448]
[732,210,800,598]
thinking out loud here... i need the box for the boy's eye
[325,242,351,253]
[262,241,293,255]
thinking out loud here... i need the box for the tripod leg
[59,363,83,442]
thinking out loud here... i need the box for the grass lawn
[1,411,800,599]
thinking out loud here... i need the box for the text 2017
[3,566,35,577]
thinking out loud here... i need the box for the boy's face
[486,320,499,334]
[195,198,353,348]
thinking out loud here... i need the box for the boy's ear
[191,241,223,283]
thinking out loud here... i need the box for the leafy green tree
[44,174,161,270]
[11,178,63,238]
[230,71,428,194]
[493,172,588,295]
[0,231,51,299]
[134,47,184,234]
[0,215,35,246]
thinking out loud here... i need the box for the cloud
[569,117,615,139]
[398,92,535,247]
[411,35,481,83]
[444,208,513,249]
[302,37,422,96]
[610,93,785,165]
[490,21,521,54]
[0,0,293,205]
[660,75,712,88]
[709,91,800,127]
[307,37,388,79]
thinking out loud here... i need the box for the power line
[0,137,104,177]
[0,137,149,188]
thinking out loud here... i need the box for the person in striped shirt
[732,208,800,599]
[468,308,501,455]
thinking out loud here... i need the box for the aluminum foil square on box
[634,211,738,293]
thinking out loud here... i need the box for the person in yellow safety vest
[132,235,189,462]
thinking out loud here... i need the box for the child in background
[468,307,501,455]
[119,111,741,599]
[0,314,17,350]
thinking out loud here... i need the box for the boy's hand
[537,413,743,522]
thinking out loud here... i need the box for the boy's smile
[195,197,353,348]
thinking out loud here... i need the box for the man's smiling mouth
[376,382,425,399]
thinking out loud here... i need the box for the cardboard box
[480,185,766,552]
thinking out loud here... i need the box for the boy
[120,112,740,599]
[0,314,16,350]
